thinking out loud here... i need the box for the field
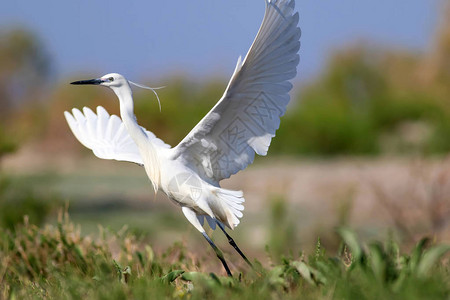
[1,154,449,299]
[1,209,449,299]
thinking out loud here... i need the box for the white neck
[113,83,160,192]
[115,84,147,146]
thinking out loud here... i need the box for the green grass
[0,212,448,299]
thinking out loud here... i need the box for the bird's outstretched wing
[170,0,300,184]
[64,106,170,165]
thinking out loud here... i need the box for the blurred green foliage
[0,127,17,162]
[0,28,51,108]
[270,46,450,156]
[0,175,61,230]
[0,28,51,163]
[267,196,297,258]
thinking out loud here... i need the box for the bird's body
[90,77,246,230]
[66,0,300,276]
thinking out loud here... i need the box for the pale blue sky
[0,0,440,84]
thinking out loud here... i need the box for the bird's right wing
[170,0,300,185]
[64,106,170,165]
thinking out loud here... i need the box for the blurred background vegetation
[1,0,450,271]
[3,8,450,159]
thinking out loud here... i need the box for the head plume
[129,81,164,112]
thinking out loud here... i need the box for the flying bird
[65,0,300,276]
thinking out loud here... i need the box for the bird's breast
[159,160,207,208]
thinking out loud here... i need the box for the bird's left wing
[64,106,170,165]
[170,0,300,184]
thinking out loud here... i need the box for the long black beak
[70,78,103,85]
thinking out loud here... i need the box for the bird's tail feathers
[215,188,245,230]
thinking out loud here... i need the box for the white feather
[64,106,170,165]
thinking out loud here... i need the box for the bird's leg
[201,232,232,277]
[181,207,232,277]
[216,221,253,268]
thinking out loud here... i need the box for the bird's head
[71,73,128,89]
[71,73,163,111]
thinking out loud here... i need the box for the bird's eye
[108,77,114,82]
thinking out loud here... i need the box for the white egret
[65,0,300,276]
